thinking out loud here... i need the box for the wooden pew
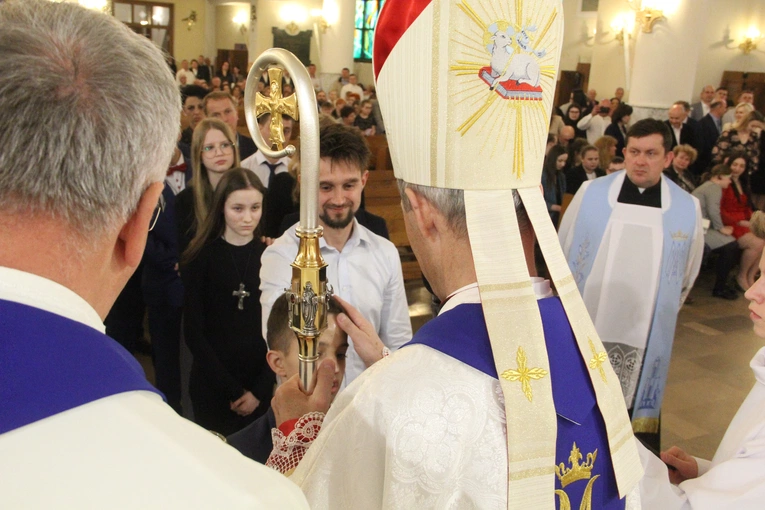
[365,170,422,282]
[366,135,391,171]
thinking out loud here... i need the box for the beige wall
[215,4,250,51]
[165,0,207,61]
[560,0,765,104]
[252,0,322,69]
[692,0,765,95]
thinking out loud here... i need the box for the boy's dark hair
[319,123,371,171]
[340,105,356,119]
[266,294,346,352]
[625,118,673,153]
[610,156,625,165]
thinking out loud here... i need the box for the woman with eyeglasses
[175,118,240,257]
[181,168,273,436]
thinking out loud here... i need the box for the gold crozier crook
[254,68,299,151]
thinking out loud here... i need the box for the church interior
[70,0,765,460]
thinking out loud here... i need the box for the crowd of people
[544,84,765,301]
[3,1,765,509]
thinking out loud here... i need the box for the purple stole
[0,299,164,435]
[405,298,625,510]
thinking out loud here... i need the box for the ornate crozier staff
[243,50,332,391]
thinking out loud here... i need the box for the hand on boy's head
[333,295,386,367]
[272,358,336,427]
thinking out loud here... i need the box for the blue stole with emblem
[405,299,625,509]
[0,299,164,435]
[566,173,697,432]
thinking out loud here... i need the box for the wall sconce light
[740,27,762,54]
[627,0,665,33]
[610,14,635,46]
[182,10,197,31]
[233,11,248,35]
[310,9,330,33]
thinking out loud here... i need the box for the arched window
[354,0,385,62]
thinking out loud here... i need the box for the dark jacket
[564,165,605,195]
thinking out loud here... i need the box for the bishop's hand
[660,446,699,485]
[272,358,335,427]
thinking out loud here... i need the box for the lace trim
[266,412,325,475]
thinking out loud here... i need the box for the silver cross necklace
[223,236,256,311]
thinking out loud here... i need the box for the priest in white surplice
[559,118,704,451]
[0,3,307,508]
[637,211,765,509]
[261,1,646,509]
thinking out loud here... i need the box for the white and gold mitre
[374,1,643,508]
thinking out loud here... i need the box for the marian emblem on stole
[664,230,690,284]
[449,0,558,178]
[555,442,600,510]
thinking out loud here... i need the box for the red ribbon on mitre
[373,0,432,80]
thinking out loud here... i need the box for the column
[628,0,711,121]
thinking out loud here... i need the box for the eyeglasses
[201,142,235,155]
[149,193,166,232]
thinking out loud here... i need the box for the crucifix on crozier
[233,283,250,311]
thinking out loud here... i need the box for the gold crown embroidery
[671,230,689,241]
[555,442,597,488]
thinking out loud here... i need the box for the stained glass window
[354,0,385,62]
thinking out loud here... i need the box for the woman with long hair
[216,60,235,88]
[182,168,273,435]
[604,102,633,156]
[721,102,755,132]
[692,164,740,299]
[719,151,764,290]
[175,118,240,255]
[542,145,568,226]
[594,135,617,171]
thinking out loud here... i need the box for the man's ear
[117,182,163,269]
[664,150,675,169]
[404,187,437,240]
[266,350,288,378]
[360,169,369,189]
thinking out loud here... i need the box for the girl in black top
[182,168,273,435]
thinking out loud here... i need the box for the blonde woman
[594,135,617,171]
[176,118,240,256]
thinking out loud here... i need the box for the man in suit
[564,144,604,194]
[203,91,257,160]
[694,100,727,176]
[665,103,698,150]
[196,54,211,84]
[690,85,715,121]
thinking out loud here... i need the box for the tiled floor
[404,268,764,461]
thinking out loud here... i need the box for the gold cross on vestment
[588,337,608,384]
[500,346,548,402]
[254,68,299,151]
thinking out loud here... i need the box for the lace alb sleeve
[266,412,325,476]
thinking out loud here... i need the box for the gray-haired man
[0,1,306,508]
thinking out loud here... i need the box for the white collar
[0,266,105,333]
[318,217,369,252]
[438,278,553,316]
[254,150,290,168]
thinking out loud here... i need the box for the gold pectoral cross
[254,68,299,151]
